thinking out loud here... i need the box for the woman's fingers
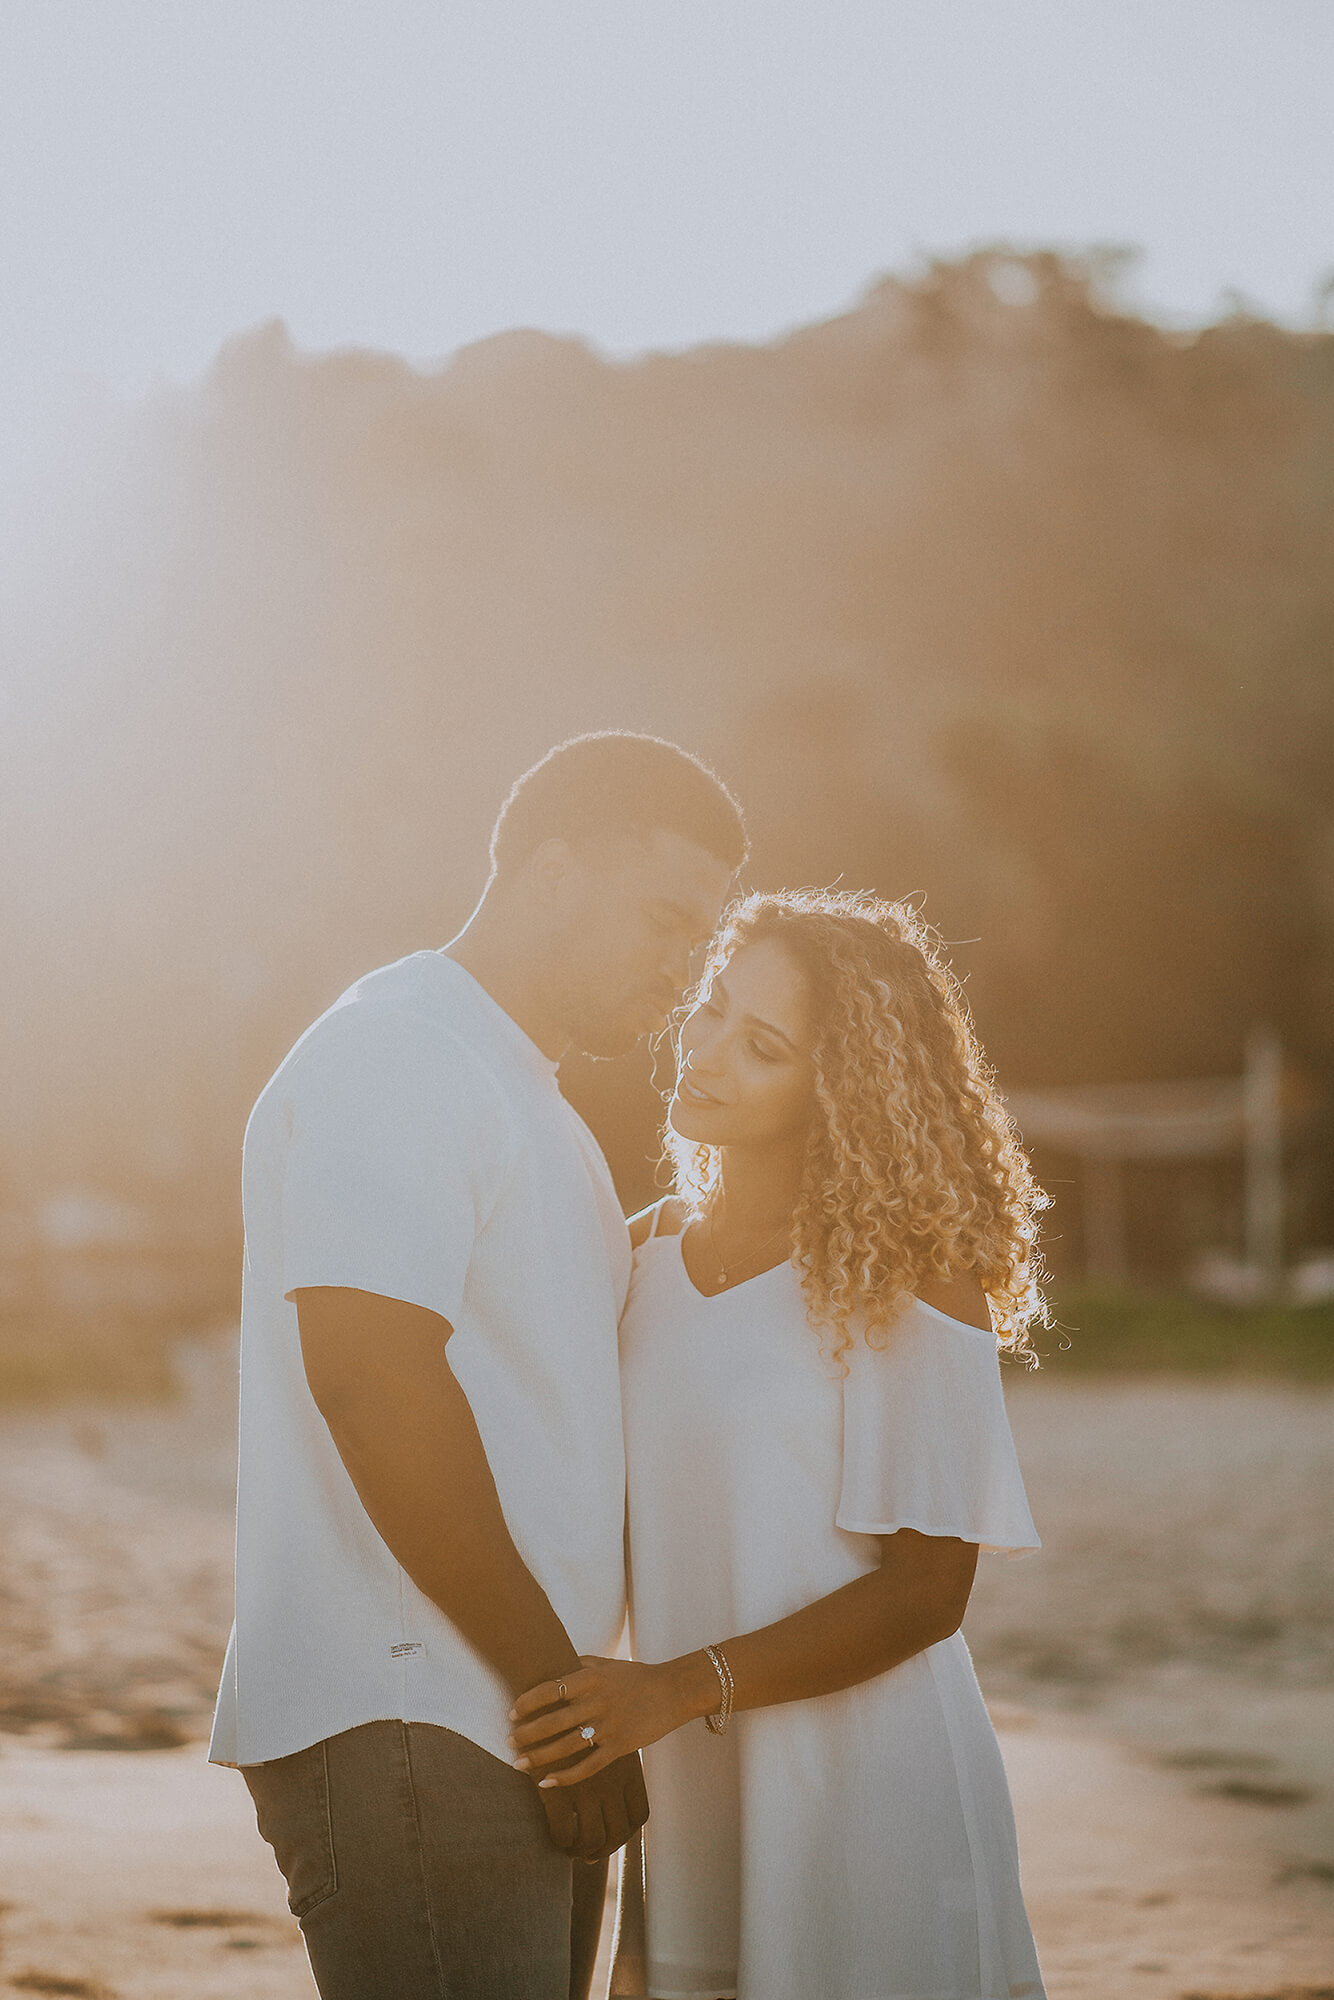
[510,1667,594,1722]
[515,1724,605,1772]
[511,1701,595,1752]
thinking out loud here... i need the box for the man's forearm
[328,1383,581,1693]
[297,1288,581,1696]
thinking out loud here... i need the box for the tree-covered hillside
[3,249,1331,1284]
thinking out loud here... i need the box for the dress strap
[647,1195,694,1239]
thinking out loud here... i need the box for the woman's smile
[669,938,817,1149]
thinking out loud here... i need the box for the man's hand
[538,1751,649,1864]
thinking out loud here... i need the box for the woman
[511,889,1049,2000]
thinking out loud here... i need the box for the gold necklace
[705,1201,792,1288]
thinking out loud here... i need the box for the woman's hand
[509,1654,709,1788]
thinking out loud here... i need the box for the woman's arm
[704,1524,978,1711]
[510,1527,978,1786]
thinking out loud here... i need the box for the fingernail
[508,1708,518,1721]
[538,1777,556,1789]
[513,1756,530,1771]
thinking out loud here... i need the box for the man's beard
[575,1022,645,1062]
[573,996,659,1062]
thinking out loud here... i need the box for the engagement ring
[579,1724,596,1743]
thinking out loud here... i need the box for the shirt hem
[208,1707,516,1771]
[835,1513,1041,1554]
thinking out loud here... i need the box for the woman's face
[669,937,817,1150]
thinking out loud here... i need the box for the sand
[1,1719,1330,1999]
[0,1342,1329,1998]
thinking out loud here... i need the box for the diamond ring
[579,1724,596,1743]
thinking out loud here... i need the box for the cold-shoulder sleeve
[836,1299,1040,1555]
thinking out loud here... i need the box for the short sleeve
[836,1300,1040,1555]
[279,1003,512,1329]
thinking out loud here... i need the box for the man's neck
[443,905,572,1065]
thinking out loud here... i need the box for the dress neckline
[666,1224,795,1304]
[645,1229,995,1338]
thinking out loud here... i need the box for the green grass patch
[4,1292,1332,1401]
[1031,1288,1334,1379]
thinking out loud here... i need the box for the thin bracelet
[702,1643,734,1735]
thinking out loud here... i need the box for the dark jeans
[243,1720,608,2000]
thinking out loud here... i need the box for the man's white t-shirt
[209,951,632,1769]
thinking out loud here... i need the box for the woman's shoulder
[911,1271,992,1333]
[840,1279,999,1382]
[626,1196,689,1249]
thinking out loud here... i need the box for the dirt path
[0,1354,1329,1996]
[998,1710,1333,2000]
[0,1718,1330,1999]
[0,1740,301,1998]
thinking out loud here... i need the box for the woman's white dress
[620,1225,1046,2000]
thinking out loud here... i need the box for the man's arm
[294,1285,647,1858]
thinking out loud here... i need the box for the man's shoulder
[276,959,506,1108]
[297,955,460,1045]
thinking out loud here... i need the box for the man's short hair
[490,731,748,879]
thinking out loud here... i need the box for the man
[209,731,745,1998]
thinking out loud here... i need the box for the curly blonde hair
[664,888,1049,1365]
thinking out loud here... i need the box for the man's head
[487,732,747,1058]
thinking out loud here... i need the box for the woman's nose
[686,1034,727,1081]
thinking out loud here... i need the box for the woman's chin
[667,1094,716,1144]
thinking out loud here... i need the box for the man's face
[551,829,734,1059]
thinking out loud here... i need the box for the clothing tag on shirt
[390,1640,426,1660]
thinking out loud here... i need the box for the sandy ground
[0,1341,1330,1999]
[1,1717,1330,1999]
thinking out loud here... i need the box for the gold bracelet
[702,1643,734,1735]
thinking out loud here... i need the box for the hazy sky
[2,0,1332,456]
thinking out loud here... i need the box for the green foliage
[1031,1288,1334,1379]
[1,247,1332,1264]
